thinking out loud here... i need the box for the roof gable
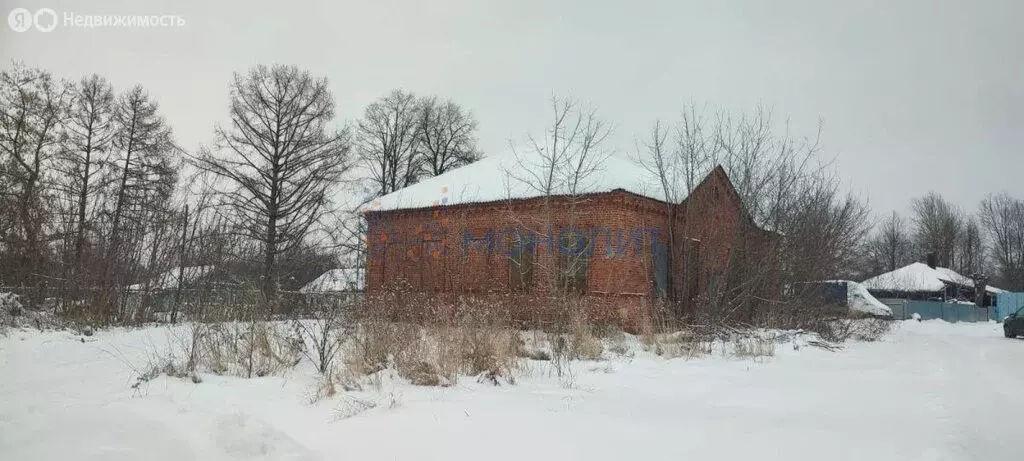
[682,165,760,228]
[861,262,1004,294]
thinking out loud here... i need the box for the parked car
[1003,305,1024,338]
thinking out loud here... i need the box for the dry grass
[640,328,713,359]
[567,317,603,360]
[331,395,378,420]
[200,321,304,377]
[341,316,522,387]
[517,331,553,360]
[732,336,775,359]
[457,324,520,377]
[343,320,419,376]
[306,372,339,404]
[813,317,894,343]
[134,320,304,386]
[849,318,894,342]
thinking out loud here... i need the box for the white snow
[985,285,1007,294]
[4,320,1024,460]
[365,152,667,212]
[861,262,1005,294]
[845,281,893,316]
[299,268,365,293]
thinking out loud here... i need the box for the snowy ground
[2,320,1023,461]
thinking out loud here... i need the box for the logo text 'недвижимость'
[7,8,185,32]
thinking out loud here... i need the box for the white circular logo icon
[7,8,32,32]
[33,8,57,32]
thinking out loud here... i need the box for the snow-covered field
[2,320,1023,461]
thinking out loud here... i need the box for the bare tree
[505,98,611,292]
[416,96,482,176]
[637,104,716,302]
[979,193,1024,290]
[104,86,177,291]
[293,294,352,373]
[638,103,871,329]
[506,97,611,202]
[866,211,914,274]
[0,64,68,299]
[911,192,963,267]
[956,217,986,276]
[58,74,115,285]
[356,89,421,196]
[194,64,351,300]
[503,96,611,378]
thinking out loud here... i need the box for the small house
[861,261,1003,307]
[361,153,777,327]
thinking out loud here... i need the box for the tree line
[2,60,1022,326]
[864,191,1024,291]
[0,62,481,322]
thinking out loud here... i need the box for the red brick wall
[364,167,772,324]
[365,192,661,296]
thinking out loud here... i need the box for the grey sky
[2,0,1022,217]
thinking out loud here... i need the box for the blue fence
[995,292,1024,321]
[884,299,992,322]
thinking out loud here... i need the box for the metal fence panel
[879,298,908,320]
[999,290,1024,319]
[995,292,1024,321]
[901,300,991,323]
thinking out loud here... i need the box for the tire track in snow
[922,328,1020,460]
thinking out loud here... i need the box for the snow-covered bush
[1,292,23,316]
[818,318,893,343]
[1,292,20,334]
[0,292,62,332]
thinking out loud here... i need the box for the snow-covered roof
[861,262,1004,294]
[818,280,893,316]
[986,285,1007,295]
[128,265,214,291]
[845,281,893,316]
[300,268,364,293]
[364,152,668,212]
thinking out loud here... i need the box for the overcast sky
[2,0,1022,216]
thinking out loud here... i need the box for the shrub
[136,320,304,384]
[399,360,443,386]
[343,320,419,376]
[458,324,520,378]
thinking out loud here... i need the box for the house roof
[300,268,365,293]
[861,262,1004,294]
[363,152,668,212]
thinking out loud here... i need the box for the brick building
[362,154,775,326]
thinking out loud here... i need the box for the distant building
[362,154,777,327]
[861,261,1004,307]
